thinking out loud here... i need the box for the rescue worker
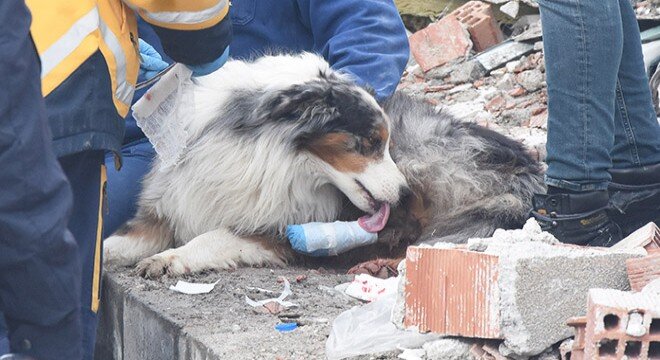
[0,0,231,359]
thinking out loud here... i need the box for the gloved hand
[186,47,230,77]
[138,39,169,81]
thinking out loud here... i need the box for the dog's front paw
[136,253,190,279]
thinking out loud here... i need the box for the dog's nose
[399,184,412,200]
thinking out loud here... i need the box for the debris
[325,294,441,360]
[642,278,660,294]
[500,1,520,19]
[169,279,220,295]
[450,1,505,52]
[511,15,542,42]
[275,322,298,333]
[344,274,398,302]
[516,69,544,92]
[475,40,535,72]
[626,252,660,292]
[398,348,426,360]
[567,288,660,360]
[347,258,401,278]
[402,234,645,356]
[449,59,488,84]
[609,222,660,252]
[245,277,298,314]
[423,338,475,360]
[295,274,307,283]
[409,15,473,72]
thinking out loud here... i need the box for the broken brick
[402,240,643,356]
[582,289,660,360]
[508,86,526,97]
[626,253,660,292]
[408,16,472,72]
[449,1,504,52]
[610,222,660,252]
[528,110,548,129]
[485,95,506,112]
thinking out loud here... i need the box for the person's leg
[611,0,660,169]
[0,1,82,358]
[606,0,660,235]
[533,0,623,245]
[103,138,156,238]
[59,152,106,360]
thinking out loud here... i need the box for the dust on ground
[105,265,400,359]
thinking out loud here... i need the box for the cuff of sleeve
[187,47,230,77]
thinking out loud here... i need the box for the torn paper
[169,279,220,295]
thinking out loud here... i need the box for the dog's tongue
[358,203,390,233]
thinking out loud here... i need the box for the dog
[103,53,545,278]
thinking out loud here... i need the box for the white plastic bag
[326,294,441,360]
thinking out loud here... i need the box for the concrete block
[401,224,645,357]
[584,289,660,359]
[449,1,505,52]
[626,252,660,292]
[409,16,472,72]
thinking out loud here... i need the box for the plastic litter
[275,322,298,333]
[326,294,441,360]
[132,63,193,170]
[169,279,220,295]
[245,278,298,309]
[344,274,398,302]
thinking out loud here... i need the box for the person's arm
[126,0,231,72]
[297,0,409,101]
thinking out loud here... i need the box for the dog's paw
[347,258,402,279]
[136,254,190,279]
[103,235,138,267]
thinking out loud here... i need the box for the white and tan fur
[104,54,409,277]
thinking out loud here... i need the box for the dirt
[104,265,401,359]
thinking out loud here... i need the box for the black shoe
[609,163,660,237]
[531,190,622,247]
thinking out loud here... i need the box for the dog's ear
[265,82,338,122]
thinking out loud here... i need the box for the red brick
[449,1,504,52]
[409,16,472,72]
[582,289,660,360]
[485,95,505,112]
[626,253,660,292]
[403,247,502,338]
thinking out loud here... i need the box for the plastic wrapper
[325,294,440,359]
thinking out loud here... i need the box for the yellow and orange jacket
[25,0,231,157]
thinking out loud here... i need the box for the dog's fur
[104,53,545,278]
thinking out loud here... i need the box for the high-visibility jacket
[25,0,231,158]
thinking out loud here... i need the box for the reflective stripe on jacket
[27,0,229,117]
[24,0,231,157]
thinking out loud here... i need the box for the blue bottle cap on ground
[275,322,298,333]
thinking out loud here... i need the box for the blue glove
[139,39,169,81]
[186,47,230,77]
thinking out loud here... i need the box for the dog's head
[262,72,410,215]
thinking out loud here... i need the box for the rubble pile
[391,222,660,360]
[635,0,660,20]
[399,1,549,162]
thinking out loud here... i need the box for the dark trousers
[0,0,82,359]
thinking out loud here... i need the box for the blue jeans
[103,138,156,238]
[540,0,660,191]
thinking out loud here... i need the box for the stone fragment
[409,16,472,72]
[610,222,660,252]
[423,338,475,360]
[509,87,526,97]
[516,69,545,92]
[449,1,505,52]
[528,109,548,129]
[475,40,535,72]
[449,59,487,84]
[500,1,520,19]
